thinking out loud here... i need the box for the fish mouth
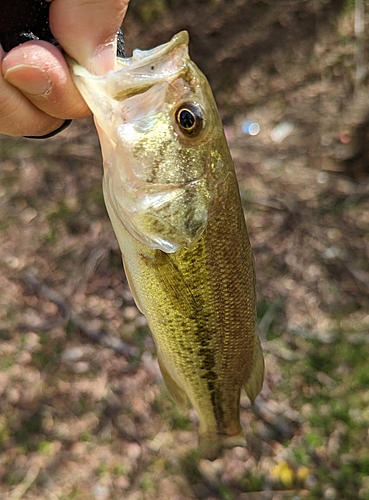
[111,31,190,101]
[116,31,189,71]
[69,31,190,102]
[70,31,214,253]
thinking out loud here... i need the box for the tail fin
[198,429,246,461]
[244,335,264,403]
[198,337,264,461]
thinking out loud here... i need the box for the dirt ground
[1,1,369,499]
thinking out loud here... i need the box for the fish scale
[104,167,261,460]
[69,31,264,460]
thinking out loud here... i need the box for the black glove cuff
[25,119,72,139]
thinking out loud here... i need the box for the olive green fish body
[107,168,262,459]
[70,32,264,460]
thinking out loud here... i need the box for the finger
[50,0,129,74]
[2,41,90,121]
[0,45,65,137]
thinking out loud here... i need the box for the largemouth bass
[69,31,264,460]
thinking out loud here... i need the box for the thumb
[49,0,129,74]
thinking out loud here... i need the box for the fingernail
[4,65,52,96]
[92,41,116,75]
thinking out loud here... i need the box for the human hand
[0,0,129,137]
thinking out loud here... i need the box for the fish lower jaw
[198,427,247,461]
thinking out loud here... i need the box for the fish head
[70,31,230,252]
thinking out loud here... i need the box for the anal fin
[244,335,264,403]
[157,352,189,409]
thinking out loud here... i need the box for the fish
[69,31,264,460]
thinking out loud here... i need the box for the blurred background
[1,0,369,499]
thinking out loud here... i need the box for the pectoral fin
[122,258,144,314]
[244,335,264,403]
[151,250,198,317]
[157,351,189,409]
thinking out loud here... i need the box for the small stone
[127,442,141,461]
[91,484,110,500]
[115,476,130,489]
[62,346,85,362]
[324,487,337,500]
[271,121,294,143]
[73,361,90,373]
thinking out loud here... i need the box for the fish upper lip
[69,31,190,91]
[116,31,189,71]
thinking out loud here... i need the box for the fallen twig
[22,272,139,359]
[355,0,366,85]
[8,463,40,500]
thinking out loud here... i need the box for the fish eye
[175,103,204,138]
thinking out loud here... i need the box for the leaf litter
[1,1,369,499]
